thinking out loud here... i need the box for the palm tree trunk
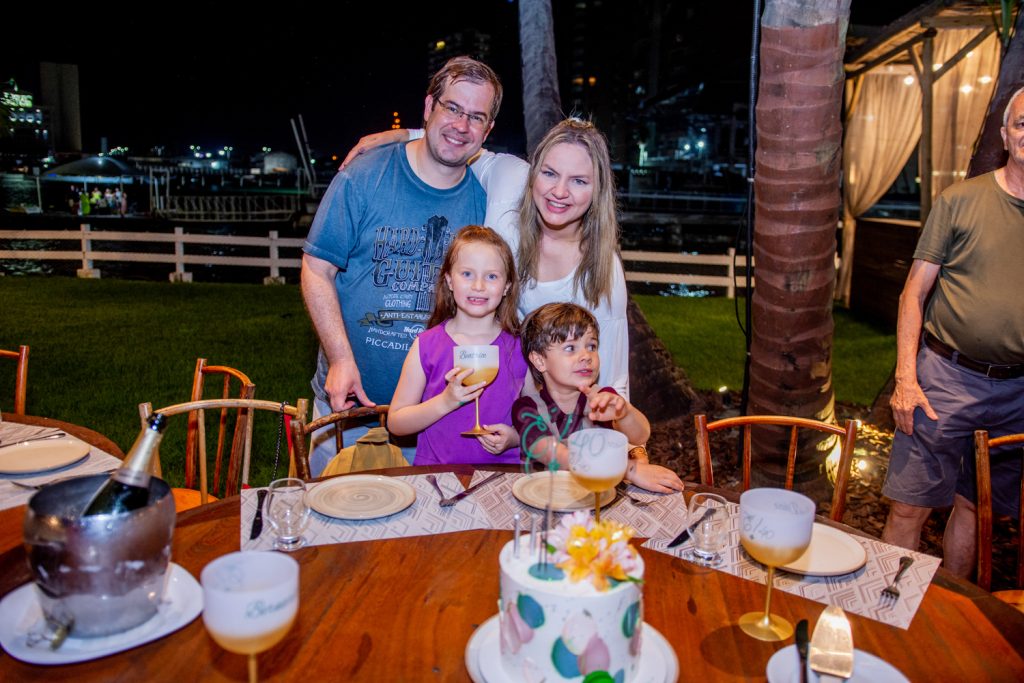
[519,0,563,154]
[749,0,851,490]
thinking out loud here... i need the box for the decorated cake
[498,511,644,683]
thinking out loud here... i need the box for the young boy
[512,303,685,493]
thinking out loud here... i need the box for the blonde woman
[514,119,629,399]
[342,119,629,398]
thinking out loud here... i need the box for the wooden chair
[694,414,859,522]
[140,398,309,511]
[0,345,29,415]
[184,359,255,495]
[292,405,391,477]
[973,430,1024,604]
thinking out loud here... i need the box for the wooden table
[0,413,124,460]
[0,466,1022,681]
[0,413,124,555]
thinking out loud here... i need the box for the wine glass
[201,551,299,683]
[737,488,815,641]
[453,345,500,436]
[684,492,729,567]
[567,428,628,523]
[263,478,310,552]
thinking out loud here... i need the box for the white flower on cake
[546,511,641,591]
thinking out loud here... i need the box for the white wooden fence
[0,225,753,294]
[0,224,303,284]
[622,247,752,298]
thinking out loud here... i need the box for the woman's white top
[406,135,631,399]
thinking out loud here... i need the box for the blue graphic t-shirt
[304,142,487,405]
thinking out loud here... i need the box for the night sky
[2,1,922,159]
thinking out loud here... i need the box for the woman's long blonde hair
[517,118,620,309]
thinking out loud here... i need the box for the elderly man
[882,86,1024,577]
[301,56,500,475]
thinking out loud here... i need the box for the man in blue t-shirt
[302,57,502,474]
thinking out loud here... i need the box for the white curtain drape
[838,65,922,302]
[837,28,1000,304]
[931,29,1000,199]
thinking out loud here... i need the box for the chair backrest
[185,359,255,495]
[973,430,1024,591]
[140,398,309,506]
[294,405,390,477]
[694,414,859,522]
[0,345,29,415]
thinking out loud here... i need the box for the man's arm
[300,253,374,411]
[890,259,941,434]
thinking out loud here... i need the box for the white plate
[511,470,616,512]
[0,438,90,475]
[307,474,416,520]
[780,523,868,576]
[766,644,909,683]
[0,563,202,665]
[467,615,678,683]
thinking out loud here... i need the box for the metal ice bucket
[23,474,176,637]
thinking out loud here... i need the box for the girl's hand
[478,423,518,454]
[627,462,685,494]
[442,367,486,409]
[581,385,629,422]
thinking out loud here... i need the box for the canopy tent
[42,156,143,186]
[837,0,1004,303]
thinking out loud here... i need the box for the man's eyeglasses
[435,99,490,129]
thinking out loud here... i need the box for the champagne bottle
[83,413,168,516]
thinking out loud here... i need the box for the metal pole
[920,30,936,225]
[740,0,762,417]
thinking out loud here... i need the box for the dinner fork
[881,555,914,604]
[615,486,658,508]
[426,474,447,502]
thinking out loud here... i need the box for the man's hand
[340,130,410,170]
[478,423,518,455]
[890,379,938,435]
[325,358,374,411]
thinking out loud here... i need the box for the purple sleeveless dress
[413,322,527,465]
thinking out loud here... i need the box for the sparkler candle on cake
[498,511,644,683]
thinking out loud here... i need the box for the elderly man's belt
[923,332,1024,379]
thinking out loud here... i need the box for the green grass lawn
[632,295,895,406]
[0,277,895,486]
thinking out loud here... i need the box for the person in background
[882,86,1024,578]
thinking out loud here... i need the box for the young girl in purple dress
[389,225,528,465]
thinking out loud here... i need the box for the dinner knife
[795,619,810,683]
[444,471,503,504]
[809,606,854,681]
[250,490,267,540]
[667,506,714,548]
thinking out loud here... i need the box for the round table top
[0,413,124,460]
[0,465,1022,681]
[0,413,124,556]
